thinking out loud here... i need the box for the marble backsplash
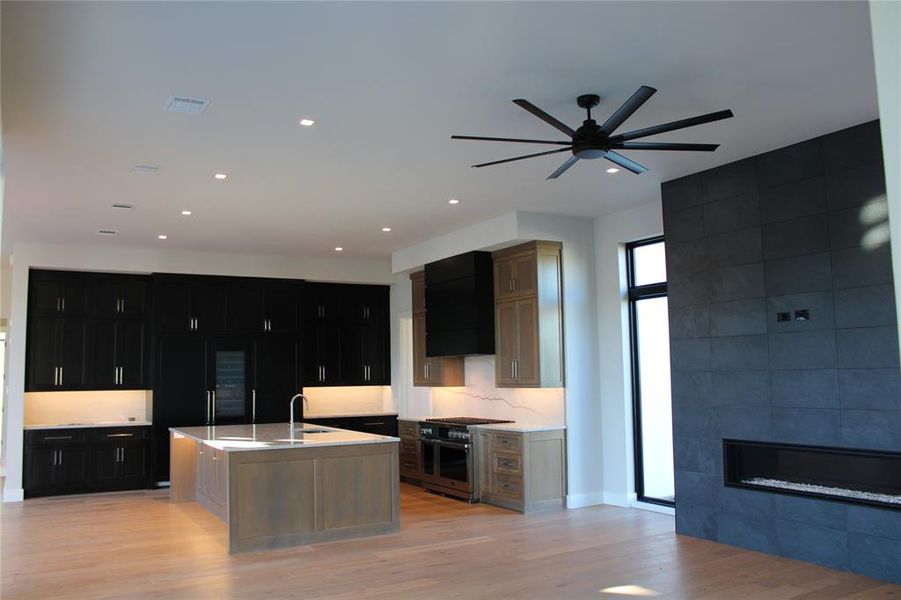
[427,355,565,425]
[25,390,152,426]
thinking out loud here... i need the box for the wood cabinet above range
[410,271,464,387]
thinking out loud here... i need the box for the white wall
[870,1,901,339]
[593,201,664,507]
[390,210,599,507]
[2,240,393,502]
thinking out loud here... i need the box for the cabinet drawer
[493,475,523,500]
[398,420,420,438]
[399,453,421,475]
[91,427,150,442]
[399,438,420,455]
[492,451,522,477]
[25,429,89,446]
[491,432,522,453]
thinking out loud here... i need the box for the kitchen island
[169,423,399,554]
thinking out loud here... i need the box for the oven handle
[420,438,470,450]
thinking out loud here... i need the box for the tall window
[627,236,674,506]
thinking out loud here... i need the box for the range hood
[425,251,495,357]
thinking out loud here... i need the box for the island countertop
[169,422,398,452]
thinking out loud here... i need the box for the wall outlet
[777,312,791,322]
[794,309,810,321]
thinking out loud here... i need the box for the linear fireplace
[723,439,901,510]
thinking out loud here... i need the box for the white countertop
[304,412,398,419]
[170,422,399,452]
[25,420,152,430]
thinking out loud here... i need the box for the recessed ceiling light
[181,210,193,216]
[381,227,392,232]
[334,246,344,252]
[448,198,460,205]
[111,203,133,210]
[606,167,620,174]
[298,118,315,127]
[158,234,168,240]
[214,173,228,180]
[97,229,118,236]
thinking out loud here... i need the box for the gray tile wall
[662,120,901,583]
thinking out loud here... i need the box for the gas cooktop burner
[424,417,515,426]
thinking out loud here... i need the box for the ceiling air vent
[131,165,159,175]
[97,229,118,236]
[111,203,133,210]
[164,95,209,114]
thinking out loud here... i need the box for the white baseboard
[629,499,675,516]
[2,487,24,503]
[602,491,630,507]
[566,491,606,508]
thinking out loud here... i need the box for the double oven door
[420,427,474,501]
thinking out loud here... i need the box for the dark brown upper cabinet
[28,271,90,317]
[226,280,299,334]
[152,275,227,334]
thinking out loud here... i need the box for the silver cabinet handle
[321,366,326,382]
[44,435,72,440]
[120,299,125,313]
[56,297,62,312]
[364,422,384,426]
[108,433,133,438]
[211,391,216,425]
[51,450,57,466]
[206,391,211,425]
[252,389,256,423]
[58,450,63,466]
[120,366,124,385]
[263,319,268,331]
[59,367,63,386]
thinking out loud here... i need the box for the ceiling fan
[451,86,733,179]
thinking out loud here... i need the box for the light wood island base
[169,427,400,554]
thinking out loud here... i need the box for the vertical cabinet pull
[252,389,256,423]
[206,391,211,425]
[56,297,62,312]
[211,391,216,425]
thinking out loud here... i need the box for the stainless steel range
[419,417,513,502]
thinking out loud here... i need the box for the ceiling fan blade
[612,142,720,151]
[512,99,576,137]
[471,147,571,169]
[604,151,648,174]
[613,110,734,142]
[546,155,580,180]
[598,86,657,136]
[451,135,572,146]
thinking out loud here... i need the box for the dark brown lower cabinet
[24,426,152,498]
[303,415,398,437]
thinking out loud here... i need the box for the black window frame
[626,235,673,508]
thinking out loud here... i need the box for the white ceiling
[1,1,878,258]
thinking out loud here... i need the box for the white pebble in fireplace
[743,477,901,506]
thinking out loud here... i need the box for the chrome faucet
[289,393,309,429]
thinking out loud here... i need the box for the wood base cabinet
[398,419,422,483]
[24,426,152,498]
[476,428,566,513]
[493,241,564,388]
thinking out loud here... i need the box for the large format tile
[664,205,705,242]
[712,370,770,407]
[756,138,823,189]
[848,532,901,584]
[768,330,836,370]
[772,407,841,445]
[777,521,849,570]
[668,304,709,339]
[770,369,839,408]
[825,162,887,210]
[766,291,835,332]
[662,174,703,212]
[762,214,829,259]
[717,511,779,554]
[764,253,833,295]
[821,121,884,171]
[700,159,758,203]
[828,200,890,250]
[842,409,901,450]
[758,176,826,224]
[831,245,894,289]
[703,193,759,235]
[710,335,769,370]
[707,227,763,267]
[834,284,897,328]
[670,338,711,371]
[838,368,901,410]
[709,298,766,337]
[674,502,718,540]
[774,495,847,530]
[710,262,765,302]
[836,326,900,368]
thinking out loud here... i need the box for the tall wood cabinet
[410,271,464,386]
[493,241,564,388]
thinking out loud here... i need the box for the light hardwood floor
[2,484,899,599]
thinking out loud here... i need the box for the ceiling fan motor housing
[572,120,609,159]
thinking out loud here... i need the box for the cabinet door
[30,277,65,315]
[303,321,341,385]
[494,258,516,301]
[153,282,194,333]
[411,273,426,314]
[93,445,121,482]
[25,448,57,492]
[93,280,122,317]
[412,313,429,385]
[27,318,60,390]
[90,319,118,389]
[61,279,90,316]
[194,284,228,334]
[59,319,88,389]
[263,284,298,333]
[253,336,298,423]
[495,302,518,386]
[361,321,388,384]
[117,320,147,388]
[340,326,365,385]
[227,284,264,333]
[119,443,148,481]
[495,254,537,300]
[304,284,342,321]
[513,298,539,385]
[56,447,89,485]
[118,279,149,317]
[156,335,209,427]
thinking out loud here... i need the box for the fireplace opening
[723,439,901,510]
